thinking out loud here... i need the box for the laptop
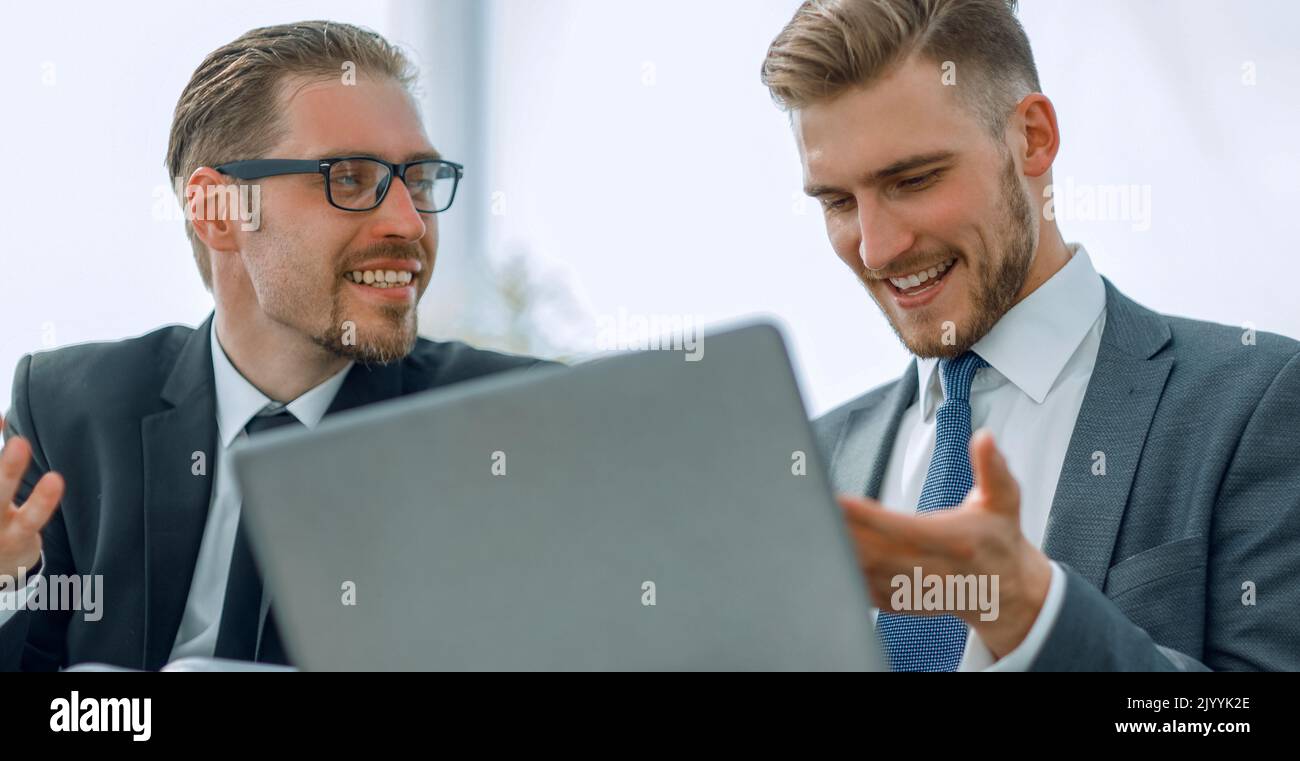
[227,322,885,671]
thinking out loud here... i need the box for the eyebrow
[319,148,444,162]
[804,150,956,197]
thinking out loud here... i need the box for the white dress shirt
[168,321,352,660]
[874,242,1106,670]
[0,322,353,663]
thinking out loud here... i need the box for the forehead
[273,74,433,158]
[794,56,983,183]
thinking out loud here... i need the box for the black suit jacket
[1,313,549,671]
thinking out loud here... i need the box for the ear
[1015,93,1060,179]
[185,166,244,255]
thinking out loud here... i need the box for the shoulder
[1103,277,1298,383]
[6,323,195,452]
[14,323,193,411]
[1161,312,1299,365]
[1153,311,1300,402]
[1100,283,1300,453]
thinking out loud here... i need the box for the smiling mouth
[883,256,957,297]
[343,269,415,289]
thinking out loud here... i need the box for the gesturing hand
[838,429,1052,658]
[0,413,64,584]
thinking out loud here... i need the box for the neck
[1013,225,1072,305]
[214,308,350,403]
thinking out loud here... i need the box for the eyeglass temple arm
[213,159,323,180]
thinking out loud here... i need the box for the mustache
[339,243,425,272]
[865,252,961,280]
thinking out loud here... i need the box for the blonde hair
[166,20,417,290]
[761,0,1040,137]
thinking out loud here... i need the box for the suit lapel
[141,313,220,670]
[1041,277,1173,589]
[325,359,405,417]
[829,361,917,499]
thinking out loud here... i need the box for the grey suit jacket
[813,276,1300,671]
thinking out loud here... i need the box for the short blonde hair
[761,0,1040,137]
[166,20,417,290]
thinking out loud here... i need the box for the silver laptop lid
[229,322,883,671]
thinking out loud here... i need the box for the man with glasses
[0,21,548,670]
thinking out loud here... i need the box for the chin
[333,334,416,365]
[315,309,418,365]
[889,311,973,359]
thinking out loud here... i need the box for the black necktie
[213,409,301,665]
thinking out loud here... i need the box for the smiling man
[763,0,1300,671]
[0,21,547,670]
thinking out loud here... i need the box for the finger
[836,494,885,514]
[839,495,910,541]
[837,493,894,524]
[15,471,63,533]
[841,500,959,556]
[0,436,33,513]
[842,507,967,561]
[839,495,917,547]
[846,520,964,574]
[854,545,938,584]
[838,505,918,571]
[969,428,1019,516]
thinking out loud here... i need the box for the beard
[311,292,418,366]
[871,148,1038,359]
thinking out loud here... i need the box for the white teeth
[346,269,415,287]
[890,258,955,290]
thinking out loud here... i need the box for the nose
[370,176,428,241]
[855,196,913,275]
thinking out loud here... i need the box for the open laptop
[227,322,884,671]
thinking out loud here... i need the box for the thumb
[969,428,1019,516]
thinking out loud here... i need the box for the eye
[820,195,853,212]
[897,170,941,191]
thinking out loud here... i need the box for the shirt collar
[210,319,354,448]
[915,242,1106,419]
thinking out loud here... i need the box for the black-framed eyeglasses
[213,156,463,214]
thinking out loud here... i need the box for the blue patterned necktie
[877,350,988,672]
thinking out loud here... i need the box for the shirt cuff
[960,559,1066,672]
[0,552,45,628]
